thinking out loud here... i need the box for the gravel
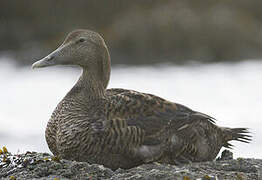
[0,149,261,180]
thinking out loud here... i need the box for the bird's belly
[54,126,142,169]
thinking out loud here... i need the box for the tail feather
[223,127,252,147]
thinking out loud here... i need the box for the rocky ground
[0,148,261,180]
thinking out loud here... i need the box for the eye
[78,38,86,43]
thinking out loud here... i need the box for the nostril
[78,38,86,43]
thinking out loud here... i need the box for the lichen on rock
[0,150,261,180]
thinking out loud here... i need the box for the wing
[106,88,186,137]
[105,88,205,148]
[106,88,218,163]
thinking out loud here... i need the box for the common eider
[32,29,251,170]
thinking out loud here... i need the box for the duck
[32,29,251,170]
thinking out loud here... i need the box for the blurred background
[0,0,261,158]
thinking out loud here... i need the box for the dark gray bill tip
[32,56,54,69]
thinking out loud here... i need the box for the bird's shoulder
[105,88,193,136]
[106,88,180,111]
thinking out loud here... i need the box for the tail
[222,127,252,149]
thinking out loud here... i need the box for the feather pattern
[33,29,251,170]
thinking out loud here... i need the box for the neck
[67,45,111,101]
[68,68,106,100]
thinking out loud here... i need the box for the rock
[0,150,261,180]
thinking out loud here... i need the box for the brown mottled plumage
[32,29,251,170]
